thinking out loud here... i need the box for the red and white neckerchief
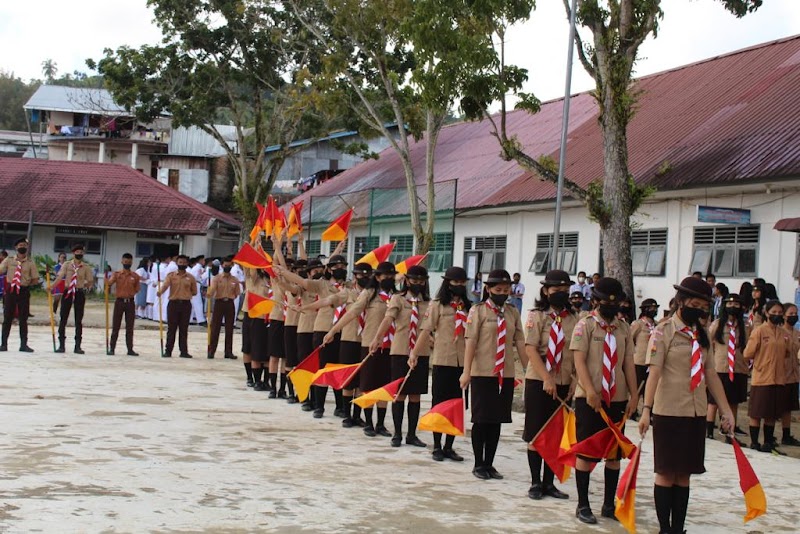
[644,318,655,335]
[451,301,467,340]
[546,309,570,373]
[282,292,288,320]
[726,321,736,382]
[333,301,347,325]
[747,310,754,327]
[65,262,80,298]
[378,291,395,348]
[485,299,506,390]
[593,314,618,407]
[358,310,367,336]
[408,297,419,351]
[265,287,273,324]
[10,259,23,294]
[681,325,705,391]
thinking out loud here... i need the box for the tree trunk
[419,109,441,256]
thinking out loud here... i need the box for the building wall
[48,143,153,170]
[272,135,394,183]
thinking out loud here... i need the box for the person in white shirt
[469,272,483,303]
[509,272,525,311]
[135,258,150,319]
[231,262,246,323]
[160,257,178,322]
[569,271,592,310]
[189,255,207,325]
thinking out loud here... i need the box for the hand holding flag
[322,208,353,241]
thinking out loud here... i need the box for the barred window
[631,229,667,276]
[530,233,578,274]
[690,225,759,277]
[389,234,414,265]
[464,235,507,276]
[428,233,453,272]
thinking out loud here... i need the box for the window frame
[630,228,668,277]
[690,225,759,277]
[464,235,507,274]
[530,233,578,274]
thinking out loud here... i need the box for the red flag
[263,196,278,235]
[288,201,303,237]
[353,378,404,408]
[418,398,464,436]
[246,292,273,318]
[532,406,572,483]
[395,254,427,274]
[357,243,395,268]
[615,444,641,533]
[233,243,273,270]
[275,205,288,236]
[311,364,360,389]
[732,439,767,523]
[288,348,321,402]
[600,409,637,459]
[558,427,615,468]
[321,208,353,241]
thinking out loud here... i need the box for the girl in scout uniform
[281,258,301,403]
[460,269,527,481]
[246,268,271,391]
[780,303,800,446]
[372,265,431,448]
[746,283,765,328]
[523,269,576,501]
[638,277,734,534]
[630,298,659,416]
[409,266,469,462]
[293,259,324,411]
[570,277,638,525]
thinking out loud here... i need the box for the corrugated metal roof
[23,85,131,116]
[286,35,800,224]
[0,159,240,234]
[168,125,246,157]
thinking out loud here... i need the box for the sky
[1,0,799,103]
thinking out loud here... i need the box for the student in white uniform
[189,255,207,325]
[231,262,246,322]
[160,257,178,322]
[146,258,162,320]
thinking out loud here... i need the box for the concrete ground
[1,300,799,532]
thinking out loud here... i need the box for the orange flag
[233,243,273,270]
[558,427,615,468]
[418,398,464,436]
[353,377,404,408]
[600,409,637,459]
[288,347,321,402]
[615,443,642,533]
[531,406,573,483]
[249,202,266,242]
[275,206,288,237]
[732,439,767,523]
[288,201,303,237]
[311,363,360,389]
[395,254,427,274]
[246,292,274,318]
[321,208,353,241]
[262,196,277,235]
[357,242,395,269]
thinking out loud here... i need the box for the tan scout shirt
[0,256,39,287]
[631,318,656,366]
[330,287,363,343]
[282,282,300,327]
[525,308,577,385]
[744,323,790,386]
[56,260,94,290]
[707,320,750,374]
[420,299,466,368]
[646,315,714,417]
[465,302,524,378]
[786,330,800,384]
[210,273,241,300]
[308,279,344,333]
[161,270,197,301]
[109,269,140,299]
[570,314,633,402]
[347,289,393,349]
[245,272,271,319]
[297,288,318,334]
[268,283,286,321]
[385,293,431,357]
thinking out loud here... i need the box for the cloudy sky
[1,0,799,103]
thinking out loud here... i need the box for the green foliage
[536,155,559,175]
[0,71,37,131]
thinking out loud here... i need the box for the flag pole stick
[156,261,164,357]
[45,265,57,351]
[529,402,567,446]
[104,277,110,355]
[617,438,644,507]
[393,367,414,401]
[341,349,374,389]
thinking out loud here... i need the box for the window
[354,236,379,261]
[306,239,321,257]
[0,223,27,249]
[54,227,102,255]
[690,225,759,277]
[631,229,667,276]
[389,234,414,265]
[330,239,348,256]
[464,236,507,274]
[428,233,453,272]
[530,233,578,274]
[168,169,179,190]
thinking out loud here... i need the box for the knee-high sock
[278,372,287,394]
[484,423,501,467]
[352,402,362,421]
[654,485,673,533]
[576,470,591,508]
[764,424,775,444]
[392,401,405,436]
[471,424,485,468]
[244,362,253,381]
[287,378,295,397]
[603,467,620,509]
[433,432,443,449]
[527,450,543,485]
[542,464,557,488]
[364,407,374,427]
[445,434,455,450]
[671,485,690,533]
[407,402,421,437]
[268,372,277,391]
[333,389,343,411]
[749,425,760,445]
[315,385,328,411]
[254,367,264,383]
[377,406,387,427]
[342,394,353,419]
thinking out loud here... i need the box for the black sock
[749,425,760,445]
[433,432,443,450]
[342,395,353,419]
[445,434,455,450]
[764,424,775,444]
[527,450,543,485]
[352,402,362,421]
[671,486,690,533]
[377,406,387,427]
[471,424,485,469]
[706,420,715,437]
[484,424,501,467]
[364,407,374,427]
[278,372,287,394]
[407,401,421,437]
[316,386,328,411]
[576,470,591,508]
[654,485,673,532]
[603,467,620,509]
[333,389,343,411]
[392,401,405,436]
[784,427,792,440]
[254,368,264,383]
[287,378,295,397]
[268,372,277,391]
[542,464,555,488]
[244,362,253,381]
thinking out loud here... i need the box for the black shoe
[375,425,392,437]
[443,448,464,462]
[527,483,543,500]
[286,396,298,404]
[162,352,172,358]
[180,353,193,358]
[576,506,597,525]
[734,425,747,436]
[406,435,427,448]
[472,466,490,480]
[600,505,618,520]
[108,349,115,356]
[782,435,800,446]
[277,391,288,399]
[543,485,570,499]
[198,321,208,327]
[19,345,34,353]
[254,382,267,391]
[268,390,277,399]
[333,408,344,418]
[353,417,366,427]
[706,430,714,439]
[391,435,402,447]
[313,409,324,418]
[246,379,255,387]
[342,418,355,428]
[207,353,215,359]
[432,449,445,462]
[750,442,761,451]
[769,443,787,456]
[55,344,65,353]
[127,350,139,356]
[364,426,377,437]
[225,354,238,360]
[485,466,504,480]
[301,402,314,412]
[0,345,7,352]
[74,346,85,354]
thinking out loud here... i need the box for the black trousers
[2,287,30,346]
[111,298,136,351]
[209,299,235,355]
[166,300,192,354]
[59,290,86,344]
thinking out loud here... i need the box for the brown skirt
[708,372,748,406]
[360,347,391,391]
[653,415,706,475]
[470,376,514,424]
[249,319,269,362]
[390,354,429,395]
[786,383,800,412]
[283,325,299,367]
[523,379,570,443]
[267,320,285,358]
[748,385,785,419]
[574,398,627,462]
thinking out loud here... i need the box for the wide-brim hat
[485,269,512,285]
[307,259,324,270]
[443,266,467,281]
[591,277,624,302]
[328,254,348,266]
[569,291,585,299]
[375,261,397,275]
[673,277,713,302]
[541,269,573,287]
[14,237,28,247]
[71,243,85,253]
[723,293,743,304]
[640,298,659,309]
[405,265,429,280]
[352,262,373,275]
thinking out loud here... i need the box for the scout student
[0,238,38,352]
[55,243,95,354]
[107,253,141,356]
[460,269,527,481]
[570,277,638,525]
[246,267,271,390]
[207,255,241,359]
[630,298,659,413]
[569,291,586,316]
[157,254,197,358]
[780,303,800,446]
[638,277,735,534]
[523,269,576,501]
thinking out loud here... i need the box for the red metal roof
[0,159,239,234]
[288,35,800,222]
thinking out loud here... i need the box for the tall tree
[0,71,38,131]
[41,59,58,83]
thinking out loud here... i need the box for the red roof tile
[0,159,239,234]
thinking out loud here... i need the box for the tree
[91,0,330,228]
[41,59,58,83]
[0,71,38,131]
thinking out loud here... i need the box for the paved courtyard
[1,322,798,533]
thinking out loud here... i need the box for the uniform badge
[467,307,477,324]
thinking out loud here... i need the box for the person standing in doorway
[107,253,141,356]
[55,244,94,354]
[469,272,483,304]
[509,273,525,312]
[0,239,38,352]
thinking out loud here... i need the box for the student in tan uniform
[241,268,255,387]
[107,253,141,356]
[746,283,766,328]
[460,269,526,481]
[631,298,659,413]
[207,255,241,360]
[410,266,469,462]
[55,244,95,354]
[569,291,586,317]
[780,303,800,446]
[280,257,301,402]
[0,238,38,352]
[294,258,324,410]
[639,277,734,534]
[744,299,792,453]
[157,254,197,358]
[570,277,638,524]
[371,265,431,448]
[246,267,271,390]
[265,234,291,399]
[705,294,749,443]
[523,270,576,500]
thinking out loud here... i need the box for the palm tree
[41,59,58,83]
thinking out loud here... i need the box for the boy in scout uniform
[630,298,659,415]
[158,254,197,358]
[55,244,95,354]
[207,255,241,359]
[107,253,141,356]
[0,238,39,352]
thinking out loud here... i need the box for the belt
[116,297,134,303]
[217,298,233,302]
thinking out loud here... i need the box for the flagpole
[45,265,57,351]
[104,278,110,355]
[341,350,375,390]
[393,367,414,401]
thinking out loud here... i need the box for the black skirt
[653,415,706,475]
[339,340,362,365]
[470,376,514,424]
[635,365,648,399]
[523,379,570,442]
[268,320,285,358]
[297,332,314,362]
[574,398,627,462]
[749,385,785,419]
[786,383,800,412]
[241,316,252,354]
[314,331,340,368]
[360,347,391,392]
[390,354,429,395]
[432,365,463,406]
[249,318,269,362]
[283,325,299,367]
[708,372,748,406]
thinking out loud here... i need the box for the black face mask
[379,278,395,292]
[768,315,785,326]
[311,272,324,280]
[331,268,347,281]
[450,285,467,298]
[408,283,425,295]
[598,304,620,320]
[178,265,188,271]
[642,309,658,319]
[620,307,632,316]
[571,300,584,310]
[356,277,370,288]
[122,264,132,270]
[681,306,707,325]
[549,290,569,309]
[489,293,508,307]
[298,270,308,279]
[223,266,232,273]
[725,306,742,316]
[74,254,84,260]
[17,248,27,255]
[787,316,799,327]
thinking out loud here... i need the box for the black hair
[763,299,784,316]
[177,254,190,262]
[122,253,133,260]
[435,281,471,312]
[137,258,149,269]
[399,278,430,301]
[714,302,746,349]
[738,282,753,309]
[367,272,393,304]
[715,283,729,299]
[675,292,710,349]
[764,283,778,301]
[534,286,550,311]
[753,278,766,287]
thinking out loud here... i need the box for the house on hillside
[286,36,800,308]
